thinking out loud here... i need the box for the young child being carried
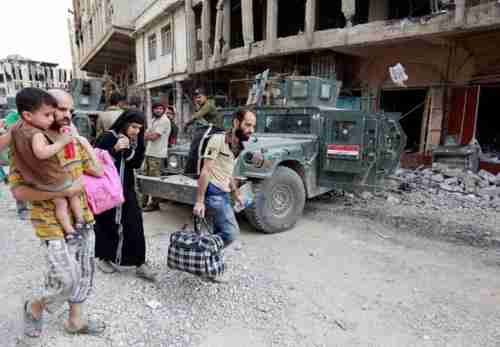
[11,88,88,244]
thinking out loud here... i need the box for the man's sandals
[24,300,105,337]
[23,301,43,338]
[64,320,106,335]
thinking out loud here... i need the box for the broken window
[194,4,203,59]
[388,0,431,20]
[209,0,217,54]
[253,0,267,42]
[278,0,305,38]
[380,89,428,152]
[476,85,500,163]
[148,33,157,62]
[161,24,172,56]
[316,0,345,30]
[89,19,94,43]
[353,0,369,26]
[230,0,244,48]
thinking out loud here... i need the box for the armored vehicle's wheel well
[276,160,307,195]
[245,166,306,233]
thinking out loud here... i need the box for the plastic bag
[83,148,125,215]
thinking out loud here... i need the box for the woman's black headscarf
[109,109,146,153]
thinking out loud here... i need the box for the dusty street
[1,184,500,347]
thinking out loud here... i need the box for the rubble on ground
[388,166,500,210]
[310,166,500,247]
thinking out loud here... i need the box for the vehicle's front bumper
[137,174,198,205]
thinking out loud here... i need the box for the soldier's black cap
[193,88,206,96]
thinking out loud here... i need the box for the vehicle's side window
[291,81,309,99]
[320,84,332,100]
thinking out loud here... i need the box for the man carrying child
[10,88,105,337]
[11,88,90,244]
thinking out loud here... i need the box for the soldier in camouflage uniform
[186,88,223,130]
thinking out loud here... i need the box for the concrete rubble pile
[387,165,500,210]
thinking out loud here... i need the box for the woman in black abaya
[94,110,156,281]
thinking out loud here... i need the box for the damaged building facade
[71,0,500,173]
[72,0,192,122]
[0,55,71,111]
[71,0,154,103]
[134,0,193,127]
[183,0,500,173]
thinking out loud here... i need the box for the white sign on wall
[389,63,409,88]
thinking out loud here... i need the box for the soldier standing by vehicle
[193,109,256,280]
[142,103,171,212]
[186,88,223,130]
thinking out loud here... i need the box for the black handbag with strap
[167,217,225,279]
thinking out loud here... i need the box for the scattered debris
[334,319,347,331]
[360,191,374,200]
[373,230,392,240]
[387,195,401,205]
[320,166,500,247]
[146,300,162,310]
[391,167,500,207]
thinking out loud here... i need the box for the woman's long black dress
[94,131,146,267]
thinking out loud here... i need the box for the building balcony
[190,0,500,74]
[76,0,152,75]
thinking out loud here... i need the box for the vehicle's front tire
[245,166,306,233]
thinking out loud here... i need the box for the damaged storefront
[439,31,500,174]
[445,83,500,174]
[347,26,500,174]
[476,85,500,170]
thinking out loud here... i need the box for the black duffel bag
[167,218,225,280]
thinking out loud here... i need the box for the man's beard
[235,128,250,142]
[49,117,71,131]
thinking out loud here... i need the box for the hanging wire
[399,101,426,121]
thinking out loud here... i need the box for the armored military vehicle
[137,76,406,233]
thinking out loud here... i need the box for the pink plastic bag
[83,148,125,215]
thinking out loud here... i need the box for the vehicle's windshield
[221,111,312,134]
[262,114,311,134]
